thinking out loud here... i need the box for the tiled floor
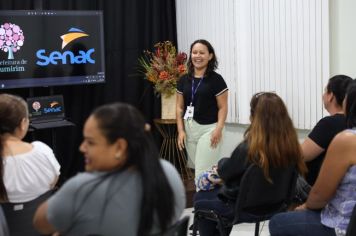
[183,208,270,236]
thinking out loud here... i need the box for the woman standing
[176,39,228,179]
[34,102,186,236]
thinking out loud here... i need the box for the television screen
[0,10,105,89]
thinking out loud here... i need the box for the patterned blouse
[321,129,356,236]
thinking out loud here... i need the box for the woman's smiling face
[191,42,213,72]
[79,115,126,172]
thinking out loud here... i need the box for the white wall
[175,0,239,123]
[176,0,329,129]
[220,0,353,156]
[329,0,356,77]
[220,124,310,157]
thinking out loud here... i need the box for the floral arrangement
[139,41,188,97]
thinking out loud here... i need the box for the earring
[114,153,121,160]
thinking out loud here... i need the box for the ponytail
[136,133,174,235]
[92,103,175,235]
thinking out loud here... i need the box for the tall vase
[161,93,176,119]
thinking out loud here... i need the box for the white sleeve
[33,141,61,176]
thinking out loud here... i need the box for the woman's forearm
[216,92,228,130]
[33,202,56,234]
[216,106,227,130]
[176,94,185,133]
[305,189,329,210]
[176,108,185,133]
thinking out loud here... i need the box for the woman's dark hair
[0,93,28,202]
[187,39,218,76]
[345,80,356,128]
[244,92,307,180]
[92,103,174,235]
[327,74,353,107]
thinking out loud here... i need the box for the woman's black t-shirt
[176,71,228,124]
[306,113,346,185]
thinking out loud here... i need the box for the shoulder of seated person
[318,114,343,122]
[332,130,356,146]
[3,141,32,156]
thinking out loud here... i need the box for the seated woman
[302,75,353,186]
[194,92,307,236]
[33,102,186,236]
[0,93,60,203]
[269,81,356,236]
[295,75,353,203]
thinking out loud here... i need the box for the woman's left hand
[210,128,222,148]
[295,203,307,211]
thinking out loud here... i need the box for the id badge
[183,105,194,120]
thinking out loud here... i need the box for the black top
[218,141,298,202]
[306,113,346,185]
[176,71,228,124]
[217,142,250,200]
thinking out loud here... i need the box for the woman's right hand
[177,131,186,151]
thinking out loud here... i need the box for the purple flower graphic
[0,23,24,59]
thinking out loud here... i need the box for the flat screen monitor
[0,10,105,89]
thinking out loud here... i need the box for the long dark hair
[0,93,28,202]
[92,103,174,235]
[327,74,353,106]
[345,80,356,128]
[244,92,307,180]
[187,39,218,76]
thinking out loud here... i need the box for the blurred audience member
[0,93,60,203]
[34,102,186,236]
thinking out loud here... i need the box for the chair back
[1,190,53,236]
[162,216,190,236]
[234,164,297,223]
[0,206,9,236]
[346,204,356,236]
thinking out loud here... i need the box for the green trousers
[184,119,224,180]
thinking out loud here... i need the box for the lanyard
[190,77,203,105]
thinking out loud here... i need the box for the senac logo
[36,28,95,66]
